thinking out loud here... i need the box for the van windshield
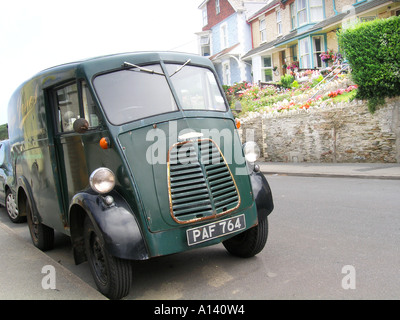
[93,63,227,125]
[165,64,226,112]
[93,64,178,125]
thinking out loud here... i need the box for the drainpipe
[333,0,339,15]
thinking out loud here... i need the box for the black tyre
[6,189,25,223]
[26,200,54,251]
[223,217,268,258]
[84,216,132,300]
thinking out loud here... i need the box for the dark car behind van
[0,139,21,223]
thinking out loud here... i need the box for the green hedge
[0,124,8,141]
[338,16,400,113]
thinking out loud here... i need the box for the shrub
[280,74,294,89]
[338,16,400,113]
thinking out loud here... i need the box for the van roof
[38,51,209,76]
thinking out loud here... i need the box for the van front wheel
[84,217,132,300]
[223,217,268,258]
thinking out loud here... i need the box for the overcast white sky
[0,0,203,125]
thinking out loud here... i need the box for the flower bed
[228,73,357,116]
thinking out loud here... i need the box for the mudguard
[249,170,274,221]
[17,176,40,221]
[70,190,149,261]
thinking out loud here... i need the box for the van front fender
[249,170,274,221]
[70,190,149,263]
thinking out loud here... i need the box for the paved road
[1,175,399,299]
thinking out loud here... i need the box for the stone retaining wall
[239,97,400,163]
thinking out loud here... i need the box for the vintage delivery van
[7,52,273,299]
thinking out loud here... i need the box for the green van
[7,52,273,299]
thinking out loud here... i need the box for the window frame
[276,10,282,35]
[299,37,311,69]
[310,0,324,22]
[312,35,325,68]
[202,7,208,26]
[216,0,220,14]
[260,17,267,43]
[50,80,101,134]
[220,22,228,49]
[290,2,297,29]
[261,55,273,82]
[200,34,211,57]
[222,61,231,85]
[297,0,308,26]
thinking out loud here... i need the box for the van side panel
[8,77,67,232]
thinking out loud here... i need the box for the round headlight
[90,168,116,194]
[243,141,260,163]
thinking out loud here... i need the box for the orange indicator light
[235,118,241,129]
[100,137,110,150]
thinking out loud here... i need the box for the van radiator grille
[168,139,239,223]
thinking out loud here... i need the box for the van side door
[49,80,102,224]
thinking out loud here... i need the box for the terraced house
[197,0,270,85]
[239,0,400,84]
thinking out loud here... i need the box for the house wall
[211,14,238,54]
[325,0,336,17]
[335,0,356,13]
[252,19,262,48]
[251,7,280,48]
[203,0,236,31]
[326,30,339,51]
[279,4,293,35]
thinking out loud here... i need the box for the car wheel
[84,216,132,300]
[6,189,25,223]
[26,199,54,251]
[223,216,268,258]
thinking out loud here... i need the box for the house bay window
[262,56,273,82]
[200,34,210,57]
[299,37,311,69]
[310,0,324,22]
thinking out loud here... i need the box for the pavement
[259,162,400,180]
[0,161,399,300]
[0,220,107,300]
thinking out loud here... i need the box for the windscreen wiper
[169,59,191,77]
[123,62,165,76]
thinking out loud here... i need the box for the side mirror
[73,118,89,134]
[234,101,242,113]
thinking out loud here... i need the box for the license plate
[186,214,246,246]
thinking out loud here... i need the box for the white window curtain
[310,0,324,22]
